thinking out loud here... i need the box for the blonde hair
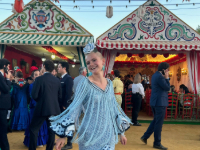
[134,73,142,84]
[85,50,103,59]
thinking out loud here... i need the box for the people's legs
[153,106,166,146]
[142,107,156,139]
[29,115,46,150]
[45,118,55,150]
[132,96,142,124]
[0,109,10,150]
[115,95,122,108]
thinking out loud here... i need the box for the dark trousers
[143,106,166,146]
[132,93,142,124]
[0,109,10,150]
[29,114,55,150]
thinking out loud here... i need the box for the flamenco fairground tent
[96,0,200,94]
[0,0,93,70]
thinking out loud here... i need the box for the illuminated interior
[115,54,177,62]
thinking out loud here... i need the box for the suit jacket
[31,73,61,116]
[60,74,73,108]
[150,71,170,107]
[0,73,11,109]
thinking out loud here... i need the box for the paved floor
[8,124,200,150]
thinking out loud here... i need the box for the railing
[125,91,200,122]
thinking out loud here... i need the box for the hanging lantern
[178,53,184,58]
[163,53,169,58]
[13,0,24,13]
[139,53,144,58]
[127,53,132,58]
[116,52,120,57]
[151,53,157,58]
[137,5,146,18]
[106,6,113,18]
[111,70,114,75]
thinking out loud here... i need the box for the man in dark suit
[0,58,11,150]
[141,62,170,150]
[29,60,62,150]
[57,61,73,150]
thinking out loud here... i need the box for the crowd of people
[0,43,132,150]
[0,42,194,150]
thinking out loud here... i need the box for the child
[23,66,48,147]
[50,43,131,150]
[10,69,29,130]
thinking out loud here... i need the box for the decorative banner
[163,53,169,58]
[178,53,184,58]
[151,53,157,58]
[116,52,120,57]
[139,53,144,58]
[127,53,132,57]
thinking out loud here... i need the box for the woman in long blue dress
[23,67,48,147]
[11,69,29,130]
[50,43,132,150]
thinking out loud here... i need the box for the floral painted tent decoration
[96,0,200,94]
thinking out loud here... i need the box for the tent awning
[0,33,93,46]
[97,40,200,51]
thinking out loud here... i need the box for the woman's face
[33,71,40,80]
[86,52,105,75]
[106,75,110,79]
[179,88,184,93]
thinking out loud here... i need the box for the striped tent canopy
[0,33,93,46]
[97,40,200,51]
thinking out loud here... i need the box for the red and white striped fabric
[99,49,117,77]
[97,40,200,51]
[186,51,200,94]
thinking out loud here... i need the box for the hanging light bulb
[51,53,55,60]
[72,64,75,68]
[41,53,46,62]
[54,63,58,66]
[73,58,76,62]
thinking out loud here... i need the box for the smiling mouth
[91,66,97,70]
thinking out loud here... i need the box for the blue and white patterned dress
[50,78,131,150]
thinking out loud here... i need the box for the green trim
[0,33,94,46]
[138,120,200,125]
[77,47,83,67]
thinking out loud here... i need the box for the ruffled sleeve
[49,78,88,138]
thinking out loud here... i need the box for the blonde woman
[112,70,124,107]
[132,73,145,126]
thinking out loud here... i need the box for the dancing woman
[10,69,29,130]
[50,43,132,150]
[23,66,48,147]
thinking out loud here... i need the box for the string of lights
[1,6,200,15]
[0,2,198,7]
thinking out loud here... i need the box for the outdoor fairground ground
[8,123,200,150]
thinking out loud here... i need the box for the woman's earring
[102,66,105,71]
[88,72,92,76]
